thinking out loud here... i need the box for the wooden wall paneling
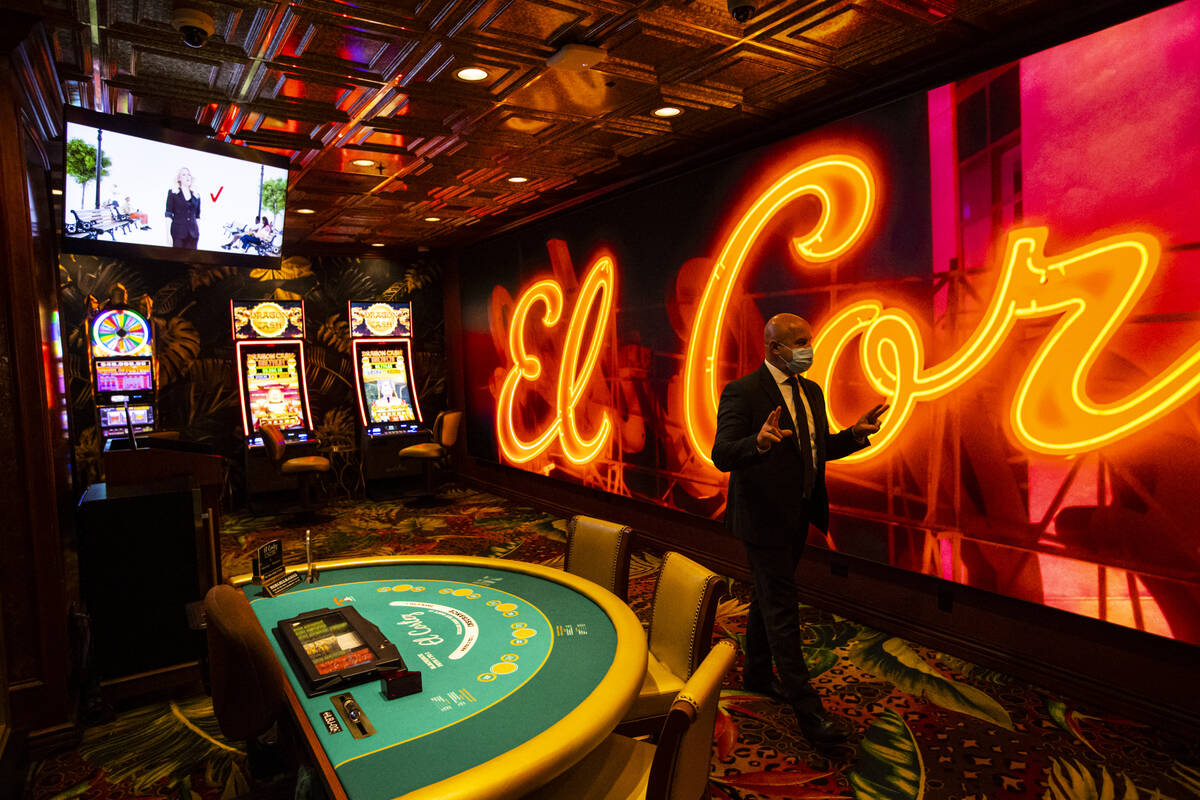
[0,16,77,751]
[0,590,27,800]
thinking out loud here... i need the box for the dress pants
[743,534,824,713]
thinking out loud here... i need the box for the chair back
[565,515,632,601]
[647,640,737,800]
[438,410,463,448]
[648,552,725,681]
[260,424,286,467]
[203,584,287,741]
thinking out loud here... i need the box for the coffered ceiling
[23,0,1163,253]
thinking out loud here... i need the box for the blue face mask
[785,345,814,374]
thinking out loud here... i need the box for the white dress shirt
[764,359,817,466]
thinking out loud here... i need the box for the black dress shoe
[743,676,788,702]
[793,709,854,745]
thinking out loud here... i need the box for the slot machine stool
[261,424,331,517]
[397,410,462,507]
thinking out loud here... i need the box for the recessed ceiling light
[423,216,442,222]
[51,188,63,196]
[652,106,682,118]
[295,208,316,214]
[506,176,529,183]
[455,67,489,82]
[351,158,375,167]
[370,242,385,247]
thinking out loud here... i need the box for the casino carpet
[24,486,1200,800]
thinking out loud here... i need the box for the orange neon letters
[502,153,1198,468]
[814,227,1197,459]
[496,255,616,464]
[683,155,877,465]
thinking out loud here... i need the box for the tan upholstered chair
[526,639,736,800]
[398,410,462,505]
[203,584,287,742]
[260,423,329,508]
[617,552,726,738]
[565,515,633,602]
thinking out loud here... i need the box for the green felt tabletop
[241,559,630,800]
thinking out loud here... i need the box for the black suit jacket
[165,189,201,240]
[711,363,865,546]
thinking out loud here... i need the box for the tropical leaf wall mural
[59,253,447,499]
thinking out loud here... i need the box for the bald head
[764,313,814,372]
[764,313,812,350]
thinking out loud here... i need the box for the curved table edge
[231,555,648,800]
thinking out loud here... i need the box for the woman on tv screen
[165,166,200,249]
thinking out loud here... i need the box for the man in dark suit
[712,312,887,745]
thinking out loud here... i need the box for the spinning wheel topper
[91,308,151,358]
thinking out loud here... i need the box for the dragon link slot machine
[348,301,426,480]
[89,306,157,441]
[232,300,316,494]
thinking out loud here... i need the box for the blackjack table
[232,555,647,800]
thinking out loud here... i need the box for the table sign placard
[264,570,304,597]
[256,539,285,583]
[320,709,343,735]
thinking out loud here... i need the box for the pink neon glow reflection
[1027,460,1173,638]
[926,83,956,323]
[939,538,953,581]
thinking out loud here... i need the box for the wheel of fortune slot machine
[89,306,157,441]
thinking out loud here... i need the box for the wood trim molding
[792,546,1200,736]
[0,29,74,736]
[7,19,62,147]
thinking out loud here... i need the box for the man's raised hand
[756,406,794,452]
[851,403,890,441]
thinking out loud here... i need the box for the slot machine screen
[98,404,154,435]
[242,346,307,432]
[95,358,154,392]
[359,346,417,425]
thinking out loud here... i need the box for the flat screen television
[60,107,289,268]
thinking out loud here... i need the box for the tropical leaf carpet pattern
[25,486,1200,800]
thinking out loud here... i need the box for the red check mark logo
[209,186,223,202]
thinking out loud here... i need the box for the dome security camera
[172,8,215,48]
[727,0,755,22]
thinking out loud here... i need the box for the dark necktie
[789,376,816,498]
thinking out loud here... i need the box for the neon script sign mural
[496,251,616,465]
[500,153,1198,466]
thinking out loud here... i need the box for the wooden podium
[103,437,225,589]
